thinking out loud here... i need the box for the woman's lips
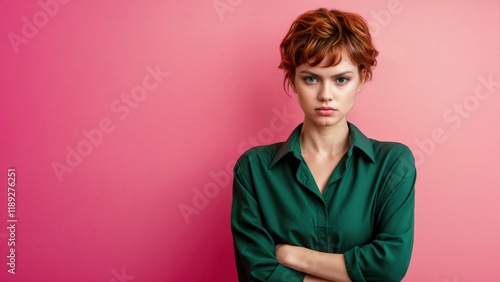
[315,107,337,115]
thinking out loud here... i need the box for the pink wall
[1,0,499,281]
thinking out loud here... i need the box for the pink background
[1,0,499,281]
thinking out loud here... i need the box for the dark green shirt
[231,122,416,282]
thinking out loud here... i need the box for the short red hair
[279,8,378,92]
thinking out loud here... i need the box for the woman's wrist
[276,244,312,272]
[276,244,350,281]
[275,244,292,268]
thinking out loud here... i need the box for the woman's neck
[299,118,350,157]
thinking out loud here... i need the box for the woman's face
[291,56,365,128]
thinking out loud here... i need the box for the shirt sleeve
[231,154,306,282]
[343,146,416,282]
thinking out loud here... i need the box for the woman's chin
[305,116,344,127]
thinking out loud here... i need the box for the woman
[231,8,416,282]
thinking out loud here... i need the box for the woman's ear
[290,79,297,94]
[357,69,367,93]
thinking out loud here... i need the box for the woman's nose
[318,83,333,101]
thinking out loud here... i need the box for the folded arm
[276,148,416,282]
[276,244,350,282]
[231,155,305,281]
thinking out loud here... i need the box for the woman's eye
[337,77,348,84]
[305,77,317,83]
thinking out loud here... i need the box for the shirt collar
[268,122,376,169]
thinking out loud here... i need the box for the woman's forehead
[297,56,358,74]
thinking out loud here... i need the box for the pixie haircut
[279,8,378,92]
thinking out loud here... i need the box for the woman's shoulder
[235,142,284,169]
[369,139,415,166]
[349,122,414,166]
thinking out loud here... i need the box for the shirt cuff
[267,264,305,282]
[343,247,365,282]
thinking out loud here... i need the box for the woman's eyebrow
[300,70,353,77]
